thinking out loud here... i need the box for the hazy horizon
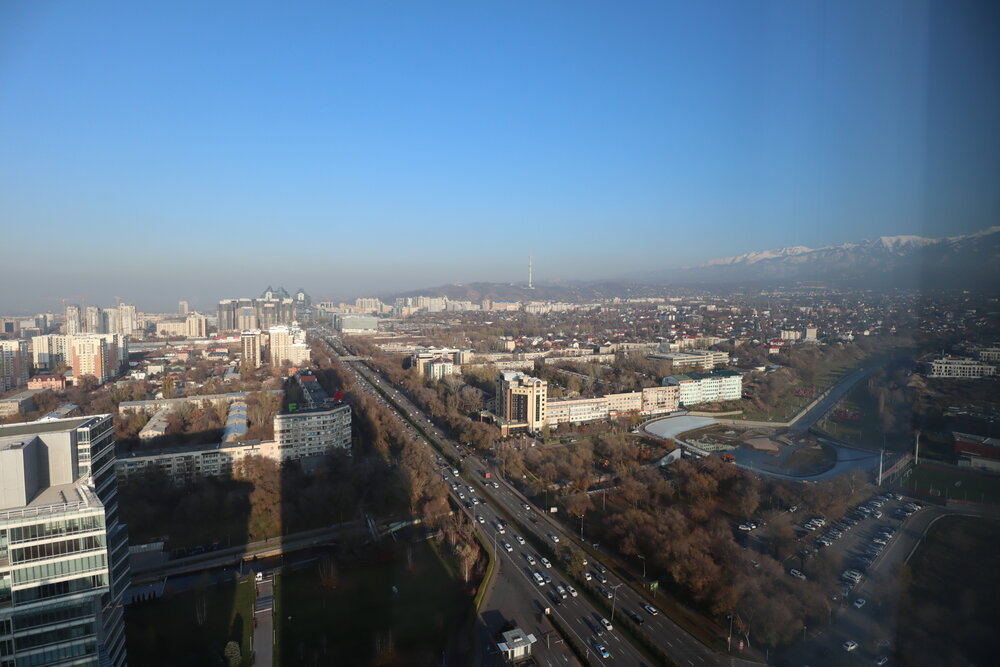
[2,0,998,313]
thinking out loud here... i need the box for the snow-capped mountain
[653,226,1000,288]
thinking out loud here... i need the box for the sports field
[901,463,1000,506]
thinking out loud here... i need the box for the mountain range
[386,226,1000,302]
[635,226,1000,289]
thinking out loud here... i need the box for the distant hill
[385,281,680,303]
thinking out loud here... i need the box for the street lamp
[728,614,733,652]
[638,554,646,580]
[610,583,624,622]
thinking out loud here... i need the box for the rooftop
[0,415,100,438]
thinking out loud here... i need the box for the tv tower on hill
[528,255,534,289]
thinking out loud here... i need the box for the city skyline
[2,1,998,310]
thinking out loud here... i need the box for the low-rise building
[27,373,67,391]
[664,370,743,407]
[929,356,997,379]
[0,389,41,418]
[117,402,352,483]
[138,407,171,440]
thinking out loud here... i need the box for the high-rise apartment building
[218,290,302,333]
[178,301,189,315]
[84,307,104,334]
[0,414,130,667]
[115,304,137,338]
[268,325,310,366]
[241,331,262,369]
[0,340,30,392]
[30,335,71,372]
[185,313,207,338]
[63,306,81,336]
[495,371,548,432]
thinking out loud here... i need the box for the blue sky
[1,0,998,312]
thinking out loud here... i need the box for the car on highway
[533,571,544,585]
[875,656,889,665]
[566,585,578,597]
[598,587,613,599]
[550,534,559,543]
[476,515,485,523]
[583,571,592,581]
[541,557,552,568]
[627,609,645,625]
[503,542,513,553]
[522,503,531,511]
[591,640,610,659]
[643,604,658,615]
[738,523,753,531]
[514,535,525,545]
[600,617,613,631]
[585,618,603,636]
[525,554,536,565]
[594,572,608,584]
[843,640,858,652]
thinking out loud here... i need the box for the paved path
[253,576,274,667]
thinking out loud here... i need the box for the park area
[273,541,470,666]
[125,577,254,666]
[896,515,1000,667]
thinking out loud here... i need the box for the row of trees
[340,339,500,453]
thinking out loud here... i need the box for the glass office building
[0,415,129,667]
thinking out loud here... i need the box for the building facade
[0,415,130,667]
[268,325,310,366]
[0,340,29,392]
[663,370,743,407]
[495,372,548,432]
[240,331,263,369]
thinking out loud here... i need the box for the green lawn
[902,463,1000,505]
[896,515,1000,666]
[274,542,470,666]
[125,577,254,667]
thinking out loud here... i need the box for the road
[789,356,893,432]
[253,574,274,667]
[315,329,762,667]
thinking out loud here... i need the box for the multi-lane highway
[314,329,762,667]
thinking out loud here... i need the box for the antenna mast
[528,255,534,289]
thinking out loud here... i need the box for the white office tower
[0,415,130,667]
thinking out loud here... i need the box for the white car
[514,535,525,545]
[600,617,613,631]
[523,503,531,511]
[550,534,559,543]
[525,554,536,565]
[643,604,658,615]
[789,569,807,580]
[503,542,513,553]
[476,515,485,524]
[566,585,578,597]
[583,572,592,581]
[541,557,552,568]
[843,640,858,652]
